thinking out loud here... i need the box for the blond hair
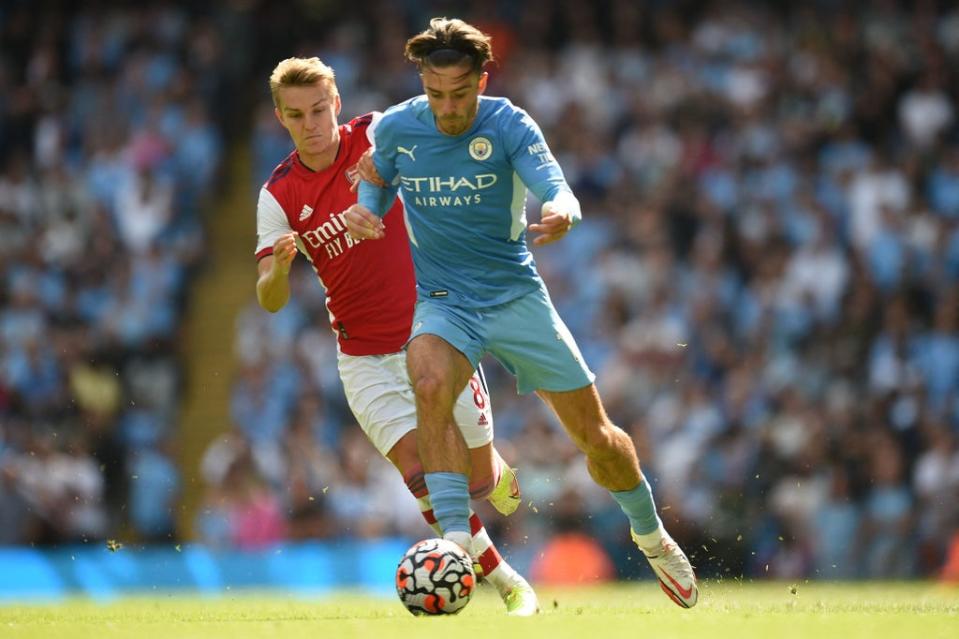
[269,57,337,107]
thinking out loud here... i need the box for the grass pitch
[0,581,955,639]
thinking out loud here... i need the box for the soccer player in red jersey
[253,57,538,615]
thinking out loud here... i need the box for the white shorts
[336,350,494,458]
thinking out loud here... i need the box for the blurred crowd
[0,3,232,544]
[3,0,959,584]
[233,0,959,582]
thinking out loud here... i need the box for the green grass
[0,582,956,639]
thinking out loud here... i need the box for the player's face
[421,63,488,136]
[275,81,341,160]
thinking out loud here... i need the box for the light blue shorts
[410,285,595,394]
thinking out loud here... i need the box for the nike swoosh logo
[659,581,690,608]
[661,570,694,600]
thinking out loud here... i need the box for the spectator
[4,1,959,580]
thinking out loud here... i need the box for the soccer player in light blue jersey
[345,17,697,608]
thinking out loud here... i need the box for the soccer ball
[395,538,475,615]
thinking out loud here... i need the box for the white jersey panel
[255,187,291,255]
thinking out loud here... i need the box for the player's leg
[386,433,443,534]
[338,349,536,615]
[386,435,537,616]
[469,445,520,516]
[383,433,508,531]
[450,369,537,615]
[453,366,520,515]
[537,385,640,490]
[406,300,485,553]
[338,348,459,537]
[407,333,475,474]
[483,287,636,487]
[487,286,697,607]
[538,385,697,607]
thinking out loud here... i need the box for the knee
[578,422,625,459]
[411,372,448,404]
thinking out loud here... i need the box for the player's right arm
[346,110,401,239]
[256,232,297,312]
[344,203,386,240]
[345,164,395,240]
[255,186,297,312]
[349,148,387,192]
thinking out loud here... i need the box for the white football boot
[633,529,699,608]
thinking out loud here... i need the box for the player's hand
[344,204,385,240]
[272,232,298,275]
[528,202,574,246]
[349,149,387,193]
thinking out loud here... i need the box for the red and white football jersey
[255,113,416,356]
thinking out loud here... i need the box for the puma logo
[397,145,417,162]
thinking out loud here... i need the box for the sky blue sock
[423,472,471,535]
[610,476,661,535]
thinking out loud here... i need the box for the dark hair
[404,17,494,74]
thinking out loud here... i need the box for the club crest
[345,165,359,185]
[468,137,493,161]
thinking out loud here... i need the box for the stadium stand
[2,0,958,582]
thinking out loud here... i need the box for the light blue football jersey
[359,95,578,308]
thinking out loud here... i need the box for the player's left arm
[357,111,401,219]
[506,109,582,246]
[350,112,388,193]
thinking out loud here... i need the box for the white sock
[444,530,473,555]
[415,495,443,536]
[471,518,520,594]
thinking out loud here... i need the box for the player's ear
[334,93,342,117]
[477,71,488,95]
[274,106,287,129]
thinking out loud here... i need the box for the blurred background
[2,0,959,598]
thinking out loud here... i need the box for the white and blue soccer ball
[395,538,475,615]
